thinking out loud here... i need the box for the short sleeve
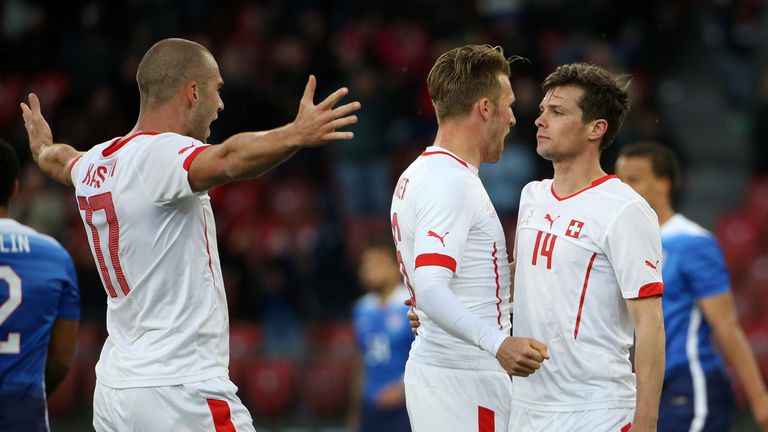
[680,235,731,299]
[138,135,211,205]
[56,250,80,320]
[412,174,475,273]
[604,200,664,299]
[68,155,83,185]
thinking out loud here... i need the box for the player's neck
[655,203,675,226]
[551,156,605,197]
[377,282,400,304]
[433,123,481,169]
[132,105,190,137]
[0,207,8,218]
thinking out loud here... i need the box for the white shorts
[93,376,255,432]
[404,360,512,432]
[508,404,634,432]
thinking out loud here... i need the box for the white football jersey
[71,132,229,388]
[390,146,511,371]
[511,175,663,411]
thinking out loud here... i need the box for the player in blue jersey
[615,141,768,431]
[0,139,80,432]
[347,243,413,432]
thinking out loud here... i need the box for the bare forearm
[633,323,665,426]
[716,326,767,402]
[218,125,301,182]
[36,143,81,186]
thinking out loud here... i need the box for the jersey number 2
[78,192,131,298]
[0,266,22,354]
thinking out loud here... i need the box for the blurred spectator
[347,243,412,432]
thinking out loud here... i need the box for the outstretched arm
[187,75,360,191]
[20,93,82,186]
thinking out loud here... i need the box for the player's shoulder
[662,214,716,246]
[387,285,411,308]
[593,177,656,217]
[408,147,478,180]
[84,132,202,158]
[128,132,204,156]
[0,219,69,257]
[81,136,121,159]
[353,293,380,314]
[596,176,646,204]
[520,178,552,195]
[404,155,476,195]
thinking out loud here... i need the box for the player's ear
[586,119,608,142]
[478,97,492,121]
[658,175,672,197]
[183,80,199,107]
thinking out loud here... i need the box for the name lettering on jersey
[565,219,584,239]
[644,260,659,270]
[545,213,560,230]
[394,177,410,200]
[427,230,449,247]
[0,234,30,253]
[82,162,117,189]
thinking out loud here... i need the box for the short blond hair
[136,38,214,108]
[427,45,512,121]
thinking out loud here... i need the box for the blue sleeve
[352,302,365,351]
[680,235,731,299]
[56,251,80,320]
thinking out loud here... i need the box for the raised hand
[20,93,53,162]
[293,75,361,147]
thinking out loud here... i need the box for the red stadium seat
[300,355,353,417]
[306,321,357,356]
[241,358,297,418]
[714,211,762,276]
[229,322,263,360]
[344,215,392,262]
[745,176,768,225]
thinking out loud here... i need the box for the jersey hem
[95,367,228,388]
[409,353,503,372]
[510,397,636,412]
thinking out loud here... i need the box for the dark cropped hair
[618,141,682,194]
[542,63,631,152]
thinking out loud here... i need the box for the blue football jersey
[661,214,728,375]
[353,286,413,404]
[0,219,80,398]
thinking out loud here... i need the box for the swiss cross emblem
[566,219,584,238]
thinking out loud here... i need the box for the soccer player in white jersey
[20,38,360,431]
[391,44,549,432]
[508,64,666,432]
[616,141,768,432]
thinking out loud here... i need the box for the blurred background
[2,0,768,430]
